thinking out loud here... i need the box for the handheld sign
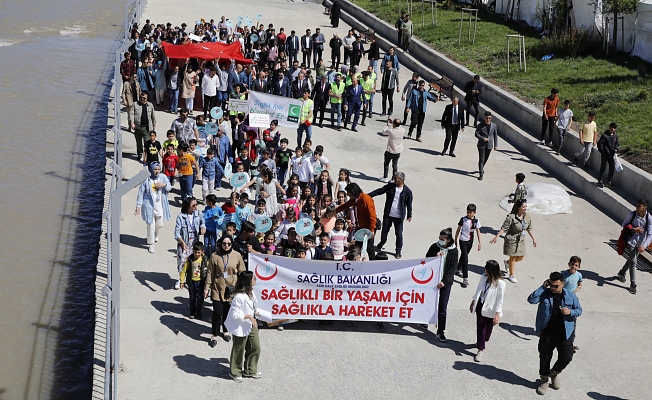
[238,16,244,23]
[223,162,233,178]
[205,121,218,135]
[254,216,273,233]
[249,112,269,127]
[197,126,208,140]
[226,20,233,28]
[245,15,250,20]
[230,172,248,188]
[354,228,373,259]
[295,218,315,237]
[136,42,146,51]
[301,151,313,161]
[250,33,259,43]
[210,107,223,120]
[257,13,263,21]
[299,212,311,221]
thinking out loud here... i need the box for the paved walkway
[114,0,650,398]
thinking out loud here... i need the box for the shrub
[532,28,602,58]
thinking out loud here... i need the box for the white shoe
[148,244,155,253]
[243,371,262,379]
[474,350,484,362]
[508,275,517,283]
[229,373,243,383]
[277,325,284,331]
[174,280,180,290]
[154,235,159,242]
[379,177,389,182]
[539,140,545,145]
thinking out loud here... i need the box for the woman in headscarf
[173,197,206,290]
[489,199,537,284]
[205,235,246,347]
[135,162,172,254]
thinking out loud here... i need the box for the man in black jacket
[312,75,330,128]
[441,97,465,157]
[597,122,619,188]
[301,29,313,68]
[463,75,482,127]
[232,221,263,271]
[368,172,413,259]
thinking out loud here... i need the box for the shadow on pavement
[453,361,534,389]
[173,354,230,379]
[133,270,175,291]
[120,233,146,249]
[499,322,537,341]
[587,392,628,400]
[160,314,209,343]
[581,270,630,291]
[410,147,440,156]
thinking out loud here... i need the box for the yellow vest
[362,79,373,100]
[300,99,313,121]
[330,82,345,104]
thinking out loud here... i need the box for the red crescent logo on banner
[411,267,434,284]
[255,264,278,281]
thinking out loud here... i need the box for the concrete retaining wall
[330,0,652,221]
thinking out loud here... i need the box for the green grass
[357,0,652,162]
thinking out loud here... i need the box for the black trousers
[343,48,352,65]
[331,51,341,69]
[402,100,410,124]
[478,147,492,176]
[379,216,404,252]
[598,153,615,182]
[381,88,394,114]
[383,151,400,179]
[302,50,311,67]
[408,111,426,138]
[443,125,460,153]
[313,100,328,124]
[465,99,479,126]
[397,31,402,47]
[289,51,298,64]
[538,331,574,376]
[212,299,230,336]
[458,239,473,279]
[187,280,204,316]
[203,94,217,118]
[313,49,323,68]
[541,116,556,143]
[437,285,452,334]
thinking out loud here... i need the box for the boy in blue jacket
[527,271,582,395]
[201,148,225,203]
[203,194,223,257]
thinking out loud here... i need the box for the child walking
[203,194,223,257]
[508,173,527,214]
[179,242,207,319]
[562,255,582,351]
[455,204,482,288]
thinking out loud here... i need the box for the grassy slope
[357,0,652,165]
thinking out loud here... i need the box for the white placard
[249,113,271,128]
[228,98,250,113]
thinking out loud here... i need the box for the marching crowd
[122,6,652,394]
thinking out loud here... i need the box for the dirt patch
[620,151,652,174]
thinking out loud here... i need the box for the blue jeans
[179,175,194,200]
[169,88,179,113]
[297,123,312,147]
[330,103,342,126]
[217,91,228,107]
[369,59,378,75]
[278,166,289,185]
[204,231,217,258]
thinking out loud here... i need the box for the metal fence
[102,0,149,398]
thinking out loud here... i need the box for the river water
[0,0,123,398]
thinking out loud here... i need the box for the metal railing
[102,0,149,398]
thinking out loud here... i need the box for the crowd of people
[123,8,652,394]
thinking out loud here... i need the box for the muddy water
[0,0,124,398]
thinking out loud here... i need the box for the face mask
[438,239,447,247]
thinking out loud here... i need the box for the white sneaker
[379,177,389,183]
[154,235,159,242]
[148,244,155,253]
[277,325,284,331]
[474,350,484,362]
[508,275,517,283]
[229,373,243,383]
[539,140,545,145]
[174,280,180,290]
[243,371,262,379]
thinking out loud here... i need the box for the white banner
[249,113,270,128]
[247,91,302,128]
[251,254,442,323]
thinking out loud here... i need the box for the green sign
[287,104,300,123]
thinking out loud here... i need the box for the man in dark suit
[251,71,269,93]
[475,111,498,180]
[464,74,482,127]
[440,97,465,157]
[312,75,330,127]
[301,29,313,68]
[352,36,365,67]
[272,70,291,97]
[344,76,364,132]
[287,30,300,64]
[291,72,311,99]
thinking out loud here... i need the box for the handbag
[614,154,623,172]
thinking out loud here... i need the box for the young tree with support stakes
[600,0,637,51]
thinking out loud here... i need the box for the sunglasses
[222,242,232,246]
[550,284,561,289]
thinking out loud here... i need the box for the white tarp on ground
[632,0,652,62]
[499,183,573,215]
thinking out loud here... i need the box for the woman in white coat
[135,162,172,254]
[469,260,506,363]
[225,270,263,383]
